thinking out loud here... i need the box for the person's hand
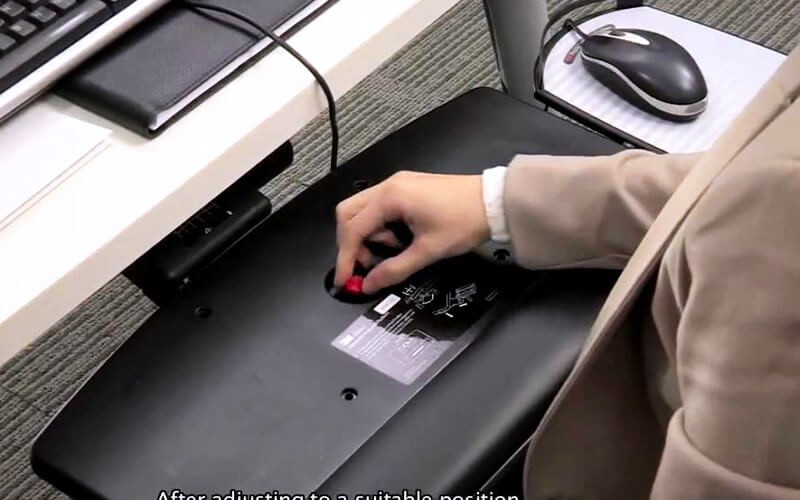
[335,171,490,295]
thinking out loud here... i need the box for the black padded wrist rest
[58,0,336,136]
[32,88,624,498]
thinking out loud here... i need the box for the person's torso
[643,97,800,428]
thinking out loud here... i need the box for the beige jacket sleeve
[503,150,699,270]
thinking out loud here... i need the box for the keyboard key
[46,0,74,12]
[0,33,15,53]
[8,19,36,38]
[28,6,55,25]
[0,1,26,21]
[0,18,5,30]
[100,0,135,14]
[0,0,110,93]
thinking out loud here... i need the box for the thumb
[362,241,434,295]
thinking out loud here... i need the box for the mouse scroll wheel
[604,30,650,46]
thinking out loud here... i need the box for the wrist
[465,174,492,245]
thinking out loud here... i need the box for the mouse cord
[181,0,340,172]
[564,18,590,40]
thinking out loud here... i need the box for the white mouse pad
[543,6,785,153]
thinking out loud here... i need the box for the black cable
[535,0,618,90]
[564,18,590,40]
[540,0,606,52]
[181,0,340,171]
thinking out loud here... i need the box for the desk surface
[0,0,460,365]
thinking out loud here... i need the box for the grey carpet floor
[1,0,798,497]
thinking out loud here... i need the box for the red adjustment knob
[343,275,364,294]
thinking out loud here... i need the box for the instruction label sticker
[331,259,504,385]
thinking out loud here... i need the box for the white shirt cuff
[482,166,510,243]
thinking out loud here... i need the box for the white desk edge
[0,0,461,365]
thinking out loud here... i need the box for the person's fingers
[334,199,397,286]
[356,246,379,270]
[334,184,385,245]
[334,195,374,287]
[367,229,402,248]
[334,245,358,288]
[335,184,392,245]
[362,240,435,295]
[335,189,372,229]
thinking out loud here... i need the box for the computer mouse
[580,28,708,121]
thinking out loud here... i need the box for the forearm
[493,150,699,270]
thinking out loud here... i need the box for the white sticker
[374,294,401,315]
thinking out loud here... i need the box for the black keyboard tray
[32,88,623,499]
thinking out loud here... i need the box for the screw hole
[194,307,213,319]
[340,387,358,401]
[493,249,511,262]
[353,180,369,191]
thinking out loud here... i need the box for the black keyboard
[0,0,166,121]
